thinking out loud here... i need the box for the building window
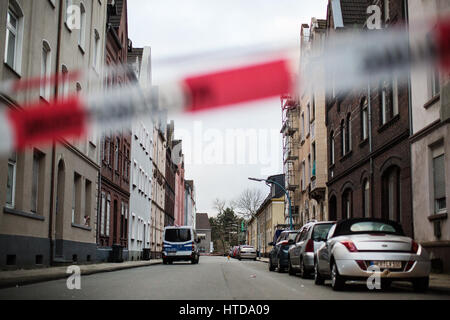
[6,152,17,208]
[40,41,51,100]
[100,192,106,235]
[342,189,352,219]
[361,98,368,140]
[346,113,352,152]
[31,149,44,213]
[93,29,100,70]
[384,0,390,23]
[330,131,335,165]
[114,137,120,171]
[311,143,316,178]
[340,120,345,156]
[78,2,86,48]
[363,179,370,218]
[76,82,82,94]
[106,194,111,236]
[301,112,305,140]
[4,2,23,73]
[84,179,92,226]
[72,173,81,224]
[382,166,401,221]
[60,64,69,98]
[432,144,446,214]
[381,79,392,125]
[430,67,440,98]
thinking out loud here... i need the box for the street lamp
[248,177,293,230]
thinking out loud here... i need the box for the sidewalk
[0,259,162,289]
[255,257,450,294]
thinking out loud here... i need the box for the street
[0,256,448,300]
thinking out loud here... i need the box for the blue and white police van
[162,226,200,264]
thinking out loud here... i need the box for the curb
[255,259,450,294]
[0,260,162,289]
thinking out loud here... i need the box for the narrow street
[0,256,448,300]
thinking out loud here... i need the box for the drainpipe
[48,0,64,264]
[367,82,374,218]
[404,0,415,238]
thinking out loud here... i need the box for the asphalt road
[0,256,448,300]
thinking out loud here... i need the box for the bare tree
[232,188,265,220]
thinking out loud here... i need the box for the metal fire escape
[281,95,300,224]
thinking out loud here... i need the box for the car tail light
[356,260,367,271]
[280,240,289,246]
[341,240,358,252]
[405,260,415,271]
[411,240,419,254]
[305,239,314,253]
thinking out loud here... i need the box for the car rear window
[312,223,333,241]
[165,229,191,242]
[350,222,397,233]
[288,232,298,241]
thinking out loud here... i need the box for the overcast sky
[128,0,328,217]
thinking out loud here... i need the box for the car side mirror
[268,242,274,246]
[288,239,294,245]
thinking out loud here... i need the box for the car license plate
[167,252,176,256]
[372,261,402,269]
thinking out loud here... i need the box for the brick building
[325,0,414,237]
[164,121,176,227]
[97,0,131,261]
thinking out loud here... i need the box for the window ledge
[378,114,400,133]
[428,212,447,222]
[359,138,369,148]
[3,207,45,221]
[339,150,353,162]
[423,94,440,110]
[3,62,21,78]
[71,223,92,231]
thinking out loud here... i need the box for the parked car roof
[333,218,405,237]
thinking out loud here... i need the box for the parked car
[238,245,257,260]
[288,221,335,278]
[314,218,431,292]
[268,230,300,272]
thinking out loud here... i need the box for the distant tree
[210,203,241,254]
[231,188,265,220]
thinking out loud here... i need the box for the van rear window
[165,229,191,242]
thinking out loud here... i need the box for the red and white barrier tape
[0,16,449,155]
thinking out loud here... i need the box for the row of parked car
[267,218,431,292]
[229,245,257,260]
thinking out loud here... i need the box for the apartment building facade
[173,140,185,226]
[164,121,176,227]
[184,180,196,227]
[0,0,106,268]
[408,0,450,272]
[151,104,166,258]
[97,0,131,262]
[127,46,153,261]
[325,0,414,236]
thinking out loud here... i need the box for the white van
[162,226,200,264]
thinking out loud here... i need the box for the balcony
[281,119,298,137]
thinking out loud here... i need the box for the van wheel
[268,258,275,271]
[168,260,173,265]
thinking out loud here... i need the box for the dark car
[268,230,299,272]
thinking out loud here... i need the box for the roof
[196,213,211,230]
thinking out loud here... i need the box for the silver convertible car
[314,218,431,292]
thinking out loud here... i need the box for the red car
[232,246,239,258]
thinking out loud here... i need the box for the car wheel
[277,258,284,273]
[268,258,275,271]
[314,260,324,285]
[288,258,295,276]
[412,277,429,292]
[238,256,242,261]
[168,260,173,265]
[331,262,345,291]
[300,258,310,279]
